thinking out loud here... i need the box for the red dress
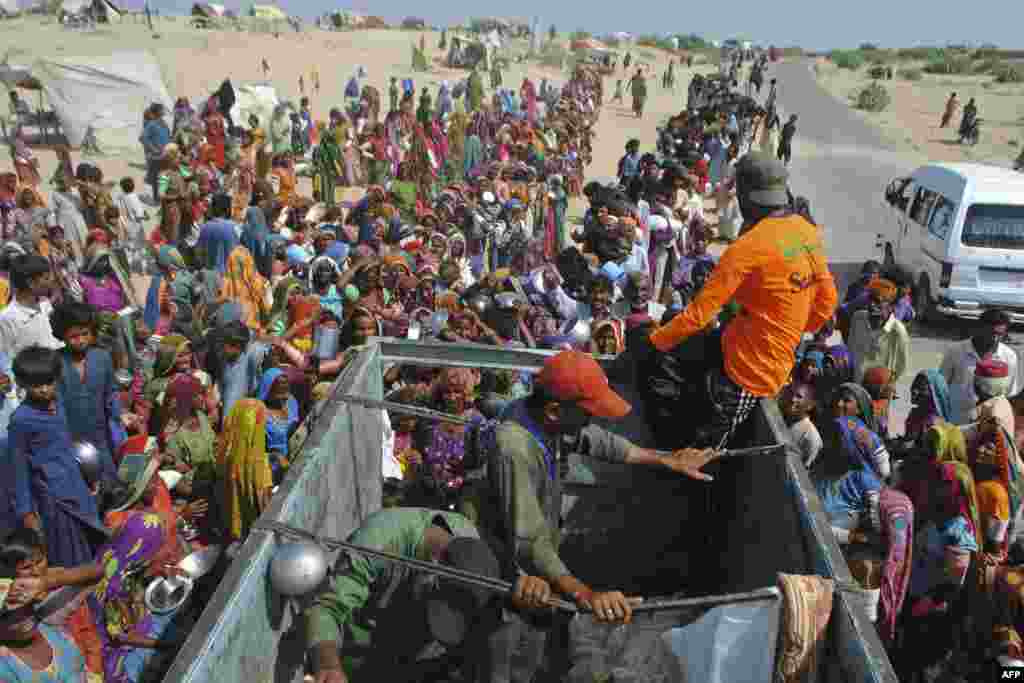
[205,112,227,170]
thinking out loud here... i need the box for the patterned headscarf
[927,423,968,466]
[939,461,982,548]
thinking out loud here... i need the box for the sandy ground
[1,15,716,225]
[812,57,1024,167]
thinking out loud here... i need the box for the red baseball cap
[535,351,631,419]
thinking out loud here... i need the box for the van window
[961,204,1024,250]
[909,188,938,226]
[928,196,957,241]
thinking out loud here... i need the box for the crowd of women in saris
[780,269,1024,681]
[0,61,627,681]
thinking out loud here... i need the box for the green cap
[735,151,789,207]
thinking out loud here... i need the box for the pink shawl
[878,487,913,645]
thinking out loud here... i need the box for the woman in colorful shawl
[312,122,342,207]
[105,437,191,574]
[171,97,193,138]
[257,368,299,483]
[672,222,715,290]
[218,399,274,542]
[413,367,482,511]
[89,511,186,683]
[142,245,191,334]
[250,115,270,181]
[811,417,884,545]
[900,462,980,679]
[968,408,1023,561]
[161,373,217,501]
[520,77,538,125]
[830,383,890,474]
[877,488,914,648]
[10,130,42,200]
[219,246,270,332]
[143,335,218,435]
[202,98,227,170]
[241,199,272,279]
[905,369,953,444]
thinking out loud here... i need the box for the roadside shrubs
[831,50,865,70]
[856,82,891,112]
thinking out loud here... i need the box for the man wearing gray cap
[646,151,837,448]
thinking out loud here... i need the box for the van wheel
[915,276,941,327]
[883,244,895,269]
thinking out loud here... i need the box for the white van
[880,162,1024,323]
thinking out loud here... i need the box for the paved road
[768,60,1024,432]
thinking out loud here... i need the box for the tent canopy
[251,4,285,20]
[30,50,172,150]
[229,83,279,131]
[192,3,224,17]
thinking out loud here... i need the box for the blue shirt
[141,119,171,161]
[198,218,240,274]
[218,342,269,423]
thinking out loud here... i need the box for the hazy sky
[159,1,1019,51]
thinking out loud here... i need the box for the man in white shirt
[847,279,910,385]
[0,254,63,360]
[941,308,1019,425]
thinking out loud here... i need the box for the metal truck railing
[162,339,897,683]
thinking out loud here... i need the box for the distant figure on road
[630,69,647,119]
[623,52,632,71]
[958,97,978,139]
[777,114,797,166]
[940,92,959,128]
[611,79,624,104]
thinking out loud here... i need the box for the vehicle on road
[881,162,1024,324]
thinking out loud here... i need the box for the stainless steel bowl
[178,546,223,580]
[144,575,193,615]
[114,369,134,390]
[73,442,102,485]
[494,292,521,310]
[269,542,328,597]
[563,318,592,347]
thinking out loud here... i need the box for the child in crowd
[116,177,150,275]
[9,345,104,568]
[51,301,120,484]
[781,382,822,468]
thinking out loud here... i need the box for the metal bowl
[73,442,102,485]
[178,546,223,580]
[269,542,328,597]
[114,369,134,390]
[144,575,194,615]
[562,318,592,348]
[493,292,521,310]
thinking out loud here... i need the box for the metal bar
[337,394,472,425]
[717,444,788,458]
[255,520,579,613]
[373,337,616,373]
[631,587,780,614]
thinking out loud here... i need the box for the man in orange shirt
[647,152,838,448]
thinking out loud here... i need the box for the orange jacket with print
[650,214,837,397]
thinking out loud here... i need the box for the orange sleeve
[804,268,839,334]
[650,239,755,352]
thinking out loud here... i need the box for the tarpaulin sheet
[229,83,279,132]
[33,51,172,150]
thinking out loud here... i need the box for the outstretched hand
[661,448,719,481]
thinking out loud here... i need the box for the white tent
[229,83,279,131]
[0,0,20,16]
[32,50,172,151]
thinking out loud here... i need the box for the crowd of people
[0,41,1021,682]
